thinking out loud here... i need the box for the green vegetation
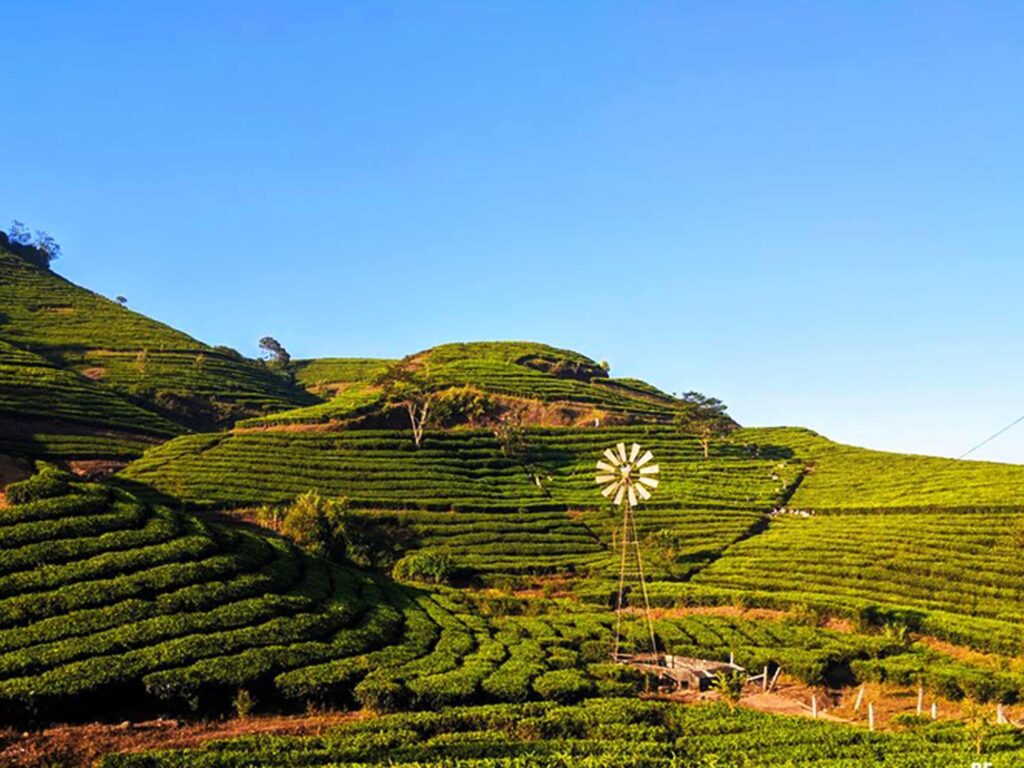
[689,509,1024,655]
[8,249,1024,763]
[98,699,1024,767]
[120,426,794,576]
[0,248,315,429]
[0,475,449,722]
[244,341,682,428]
[0,338,181,459]
[766,427,1024,511]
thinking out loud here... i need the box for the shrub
[393,550,454,585]
[5,466,70,505]
[532,669,592,704]
[355,672,409,713]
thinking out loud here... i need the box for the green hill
[0,247,316,431]
[245,341,682,427]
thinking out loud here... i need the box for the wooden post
[811,694,818,718]
[931,702,938,720]
[916,686,923,716]
[769,665,782,691]
[868,703,875,732]
[729,650,735,665]
[997,704,1006,725]
[762,665,769,691]
[854,684,865,712]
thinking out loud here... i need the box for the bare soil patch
[67,459,128,479]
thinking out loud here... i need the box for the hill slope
[246,341,683,427]
[0,247,316,430]
[0,338,183,461]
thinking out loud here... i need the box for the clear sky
[2,2,1023,462]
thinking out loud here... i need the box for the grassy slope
[0,249,316,426]
[120,425,797,576]
[246,341,681,426]
[0,338,183,459]
[121,425,1024,658]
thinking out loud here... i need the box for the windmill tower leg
[613,499,631,660]
[627,500,659,662]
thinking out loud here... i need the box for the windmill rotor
[595,441,660,507]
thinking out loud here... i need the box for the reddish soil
[81,367,106,380]
[0,711,365,768]
[647,605,792,622]
[67,459,129,479]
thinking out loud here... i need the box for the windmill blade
[635,484,652,501]
[635,450,654,468]
[595,474,617,484]
[616,442,628,462]
[613,484,627,505]
[601,481,620,498]
[596,460,617,473]
[629,443,641,462]
[627,486,637,506]
[639,464,660,475]
[603,448,620,465]
[638,476,659,489]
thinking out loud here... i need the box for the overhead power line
[958,414,1024,460]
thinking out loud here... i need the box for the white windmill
[596,441,661,663]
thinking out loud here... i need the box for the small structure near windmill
[595,442,746,690]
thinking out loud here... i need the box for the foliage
[4,465,72,505]
[709,669,745,709]
[258,336,292,368]
[393,549,454,585]
[3,221,60,269]
[97,699,1024,767]
[674,391,736,459]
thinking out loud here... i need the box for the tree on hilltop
[675,391,735,459]
[258,336,292,368]
[5,220,61,269]
[374,364,434,449]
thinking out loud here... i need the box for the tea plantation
[99,699,1024,767]
[243,341,681,427]
[0,339,182,459]
[6,252,1024,765]
[0,248,315,426]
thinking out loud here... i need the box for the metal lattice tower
[595,442,661,662]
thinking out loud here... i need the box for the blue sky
[2,2,1023,461]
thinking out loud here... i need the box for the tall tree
[674,391,735,459]
[374,365,434,449]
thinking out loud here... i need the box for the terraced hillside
[245,341,683,427]
[0,339,183,460]
[0,247,316,428]
[0,469,467,723]
[121,426,798,577]
[100,699,1024,767]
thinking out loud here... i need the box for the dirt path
[0,711,365,768]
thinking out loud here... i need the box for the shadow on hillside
[107,475,190,510]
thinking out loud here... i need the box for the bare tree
[374,365,434,449]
